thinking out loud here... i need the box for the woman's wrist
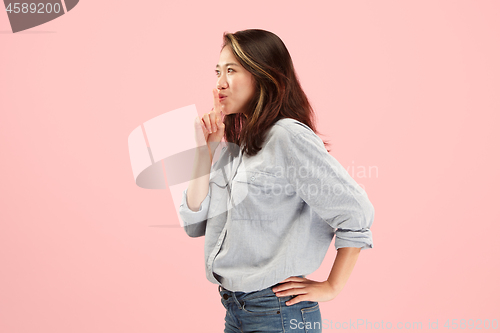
[326,279,343,293]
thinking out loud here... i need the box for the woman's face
[215,45,256,116]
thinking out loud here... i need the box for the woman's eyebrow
[215,62,240,68]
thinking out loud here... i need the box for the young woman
[179,29,375,333]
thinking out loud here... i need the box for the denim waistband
[218,275,305,301]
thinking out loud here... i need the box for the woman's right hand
[194,88,225,151]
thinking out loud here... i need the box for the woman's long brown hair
[221,29,331,157]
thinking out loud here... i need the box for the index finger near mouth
[213,88,219,104]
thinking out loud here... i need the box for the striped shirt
[179,118,374,292]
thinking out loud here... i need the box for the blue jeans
[218,277,322,332]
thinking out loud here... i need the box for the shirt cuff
[334,228,373,250]
[179,187,211,226]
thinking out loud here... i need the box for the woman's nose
[217,77,228,90]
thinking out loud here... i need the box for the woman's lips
[219,97,226,102]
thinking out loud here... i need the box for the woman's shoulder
[261,118,325,154]
[269,118,321,144]
[273,118,315,136]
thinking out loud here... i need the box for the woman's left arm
[271,127,374,306]
[273,247,361,306]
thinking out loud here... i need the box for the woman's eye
[215,68,233,75]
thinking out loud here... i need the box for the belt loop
[231,292,244,309]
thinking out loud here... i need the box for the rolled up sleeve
[282,130,375,250]
[179,187,211,238]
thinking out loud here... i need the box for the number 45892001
[5,3,62,14]
[444,319,498,329]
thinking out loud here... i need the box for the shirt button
[251,176,255,181]
[217,241,221,246]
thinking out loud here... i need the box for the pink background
[1,1,499,332]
